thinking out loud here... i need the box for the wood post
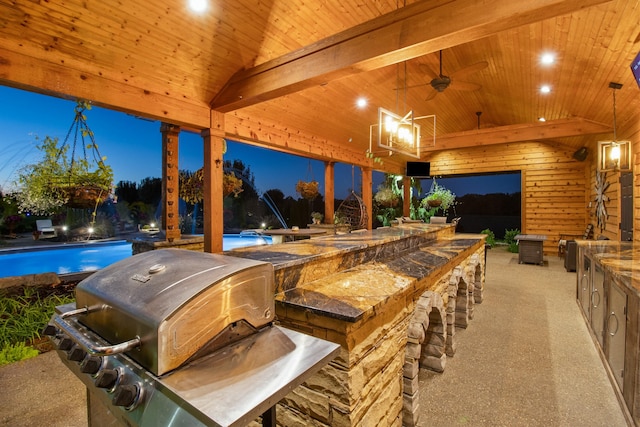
[362,167,373,229]
[160,123,181,242]
[202,112,225,253]
[403,176,411,217]
[324,161,335,224]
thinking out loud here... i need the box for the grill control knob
[58,337,73,351]
[95,369,118,389]
[67,345,86,362]
[112,384,140,408]
[43,324,58,336]
[80,356,102,375]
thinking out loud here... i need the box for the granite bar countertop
[576,240,640,296]
[277,236,484,323]
[227,224,485,323]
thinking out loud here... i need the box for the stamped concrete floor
[0,247,630,426]
[417,247,629,427]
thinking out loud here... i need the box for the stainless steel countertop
[158,325,340,426]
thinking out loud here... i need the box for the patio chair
[558,224,593,257]
[36,220,57,238]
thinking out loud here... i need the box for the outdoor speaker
[572,147,588,161]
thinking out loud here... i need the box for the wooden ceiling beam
[421,117,611,152]
[210,0,611,112]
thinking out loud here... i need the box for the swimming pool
[0,234,271,278]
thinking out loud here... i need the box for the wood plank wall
[586,120,639,243]
[426,141,590,255]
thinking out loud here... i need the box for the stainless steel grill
[46,249,339,427]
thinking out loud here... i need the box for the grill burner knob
[67,345,86,362]
[95,369,118,389]
[58,337,73,351]
[81,356,102,375]
[43,324,57,336]
[112,384,140,408]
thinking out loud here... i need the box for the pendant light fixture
[598,82,631,171]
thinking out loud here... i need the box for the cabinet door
[607,282,627,391]
[591,264,605,347]
[578,256,591,318]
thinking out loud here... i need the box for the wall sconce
[376,107,421,159]
[597,82,631,172]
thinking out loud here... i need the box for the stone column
[324,161,335,224]
[160,123,180,242]
[201,111,225,253]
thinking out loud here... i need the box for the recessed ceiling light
[538,117,546,122]
[188,0,208,13]
[540,85,551,94]
[541,53,555,65]
[356,97,367,108]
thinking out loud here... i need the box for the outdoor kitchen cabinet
[591,263,606,348]
[577,253,591,319]
[576,244,640,425]
[606,276,628,392]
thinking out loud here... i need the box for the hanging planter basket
[62,184,109,209]
[427,199,442,208]
[14,101,114,215]
[296,180,319,201]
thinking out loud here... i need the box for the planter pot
[379,198,399,208]
[62,185,109,208]
[427,199,442,208]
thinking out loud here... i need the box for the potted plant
[421,183,456,212]
[223,172,243,197]
[311,211,324,224]
[374,185,400,207]
[296,180,319,200]
[13,102,113,215]
[14,135,113,215]
[180,168,243,203]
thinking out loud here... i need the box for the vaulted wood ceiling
[1,0,638,173]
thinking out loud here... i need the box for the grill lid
[74,248,275,375]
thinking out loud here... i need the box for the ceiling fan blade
[418,63,438,80]
[425,88,438,101]
[451,61,489,79]
[451,81,482,91]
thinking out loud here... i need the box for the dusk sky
[0,85,520,200]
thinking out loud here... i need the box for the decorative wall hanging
[594,171,609,232]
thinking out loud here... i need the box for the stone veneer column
[160,123,180,242]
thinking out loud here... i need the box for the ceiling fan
[421,50,488,100]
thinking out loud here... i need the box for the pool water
[0,234,271,278]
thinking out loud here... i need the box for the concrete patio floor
[0,246,629,426]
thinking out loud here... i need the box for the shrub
[504,228,521,253]
[0,287,75,365]
[0,342,39,366]
[480,228,495,247]
[504,228,520,245]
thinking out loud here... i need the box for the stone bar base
[255,232,486,427]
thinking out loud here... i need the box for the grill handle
[53,306,141,356]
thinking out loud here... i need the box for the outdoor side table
[515,234,547,265]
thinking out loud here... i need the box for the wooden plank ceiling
[0,0,639,173]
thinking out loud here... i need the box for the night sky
[0,86,520,200]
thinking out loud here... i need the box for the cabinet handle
[581,274,588,291]
[591,289,600,308]
[608,312,619,336]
